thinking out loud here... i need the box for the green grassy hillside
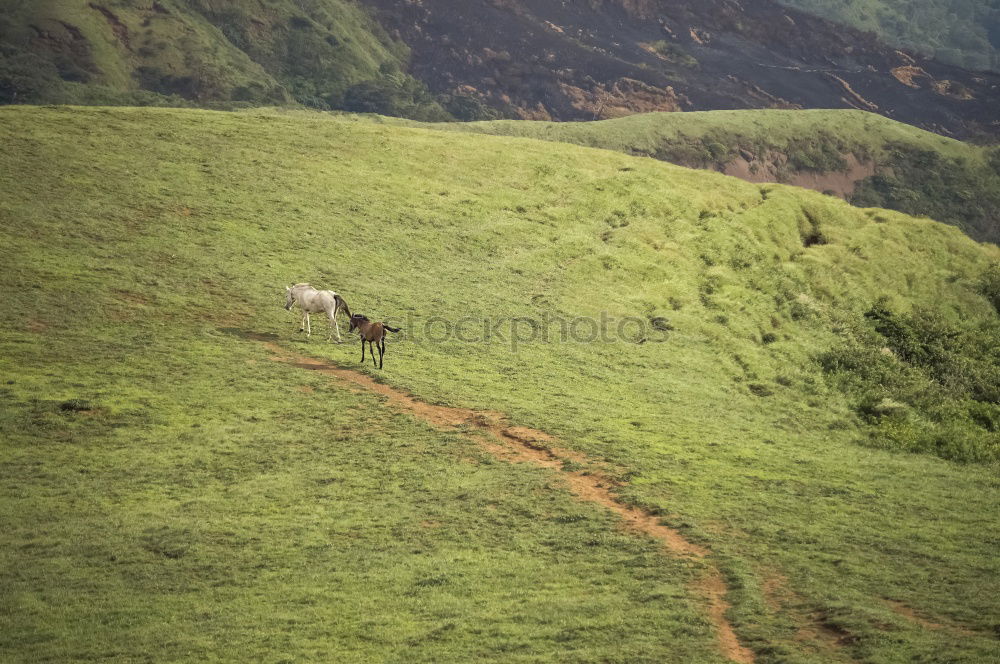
[0,0,449,118]
[412,109,1000,244]
[416,109,981,163]
[2,106,999,663]
[775,0,1000,72]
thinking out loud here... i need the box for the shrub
[785,132,849,172]
[979,263,1000,314]
[342,79,395,113]
[850,142,1000,244]
[654,135,713,167]
[341,76,452,121]
[789,300,814,320]
[0,47,64,103]
[819,301,1000,463]
[705,141,729,162]
[648,40,698,67]
[856,394,908,422]
[442,94,503,121]
[649,316,673,332]
[989,148,1000,177]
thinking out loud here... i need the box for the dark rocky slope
[360,0,1000,139]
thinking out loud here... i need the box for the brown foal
[349,314,402,369]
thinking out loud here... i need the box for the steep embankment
[416,109,1000,243]
[1,106,999,663]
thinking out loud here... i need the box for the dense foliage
[776,0,1000,71]
[820,298,1000,463]
[645,128,855,176]
[851,142,1000,244]
[341,68,451,121]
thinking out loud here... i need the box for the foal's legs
[378,337,386,369]
[369,340,378,367]
[360,338,366,363]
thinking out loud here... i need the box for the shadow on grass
[218,328,281,342]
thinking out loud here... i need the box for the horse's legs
[332,311,342,343]
[378,340,384,369]
[369,341,378,367]
[303,312,312,337]
[360,338,366,363]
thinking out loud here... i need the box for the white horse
[284,283,351,342]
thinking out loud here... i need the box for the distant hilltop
[2,0,999,139]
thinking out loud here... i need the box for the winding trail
[258,338,756,662]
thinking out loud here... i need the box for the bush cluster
[784,132,850,172]
[819,297,1000,463]
[980,263,1000,314]
[851,143,1000,244]
[647,40,698,68]
[340,73,451,121]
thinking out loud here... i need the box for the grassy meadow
[1,106,999,663]
[410,109,1000,244]
[0,324,722,662]
[413,109,980,162]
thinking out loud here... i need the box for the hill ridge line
[258,336,756,662]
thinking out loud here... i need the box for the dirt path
[261,339,755,663]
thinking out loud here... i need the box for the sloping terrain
[414,108,1000,243]
[775,0,1000,72]
[1,106,999,662]
[359,0,1000,138]
[0,0,448,118]
[3,0,1000,138]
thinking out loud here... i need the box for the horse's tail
[334,294,351,319]
[383,325,402,333]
